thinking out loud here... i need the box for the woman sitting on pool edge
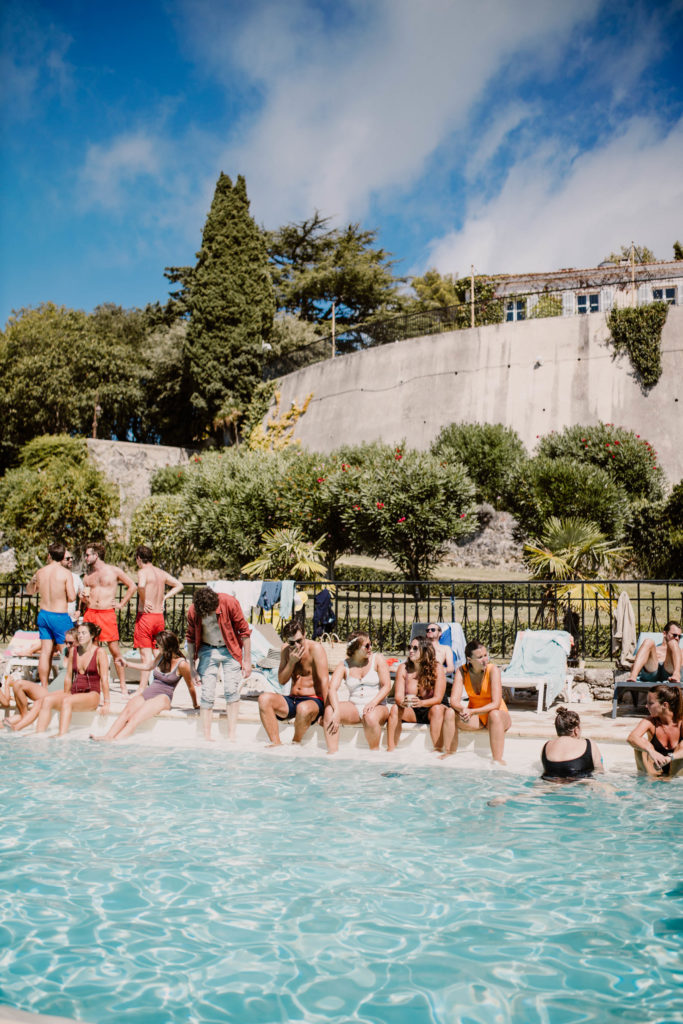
[92,630,198,742]
[541,707,603,781]
[442,638,511,763]
[387,636,447,752]
[627,683,683,778]
[34,621,109,737]
[323,631,392,753]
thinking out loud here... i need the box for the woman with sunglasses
[35,621,109,736]
[387,636,447,752]
[323,632,392,753]
[444,638,511,763]
[92,630,198,742]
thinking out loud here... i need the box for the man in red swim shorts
[82,542,137,697]
[133,545,183,689]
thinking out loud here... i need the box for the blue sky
[1,0,682,326]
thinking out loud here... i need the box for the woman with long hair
[92,630,198,742]
[628,683,683,777]
[387,636,447,752]
[35,621,109,736]
[445,638,511,763]
[323,631,392,753]
[541,706,603,781]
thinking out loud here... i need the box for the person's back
[138,563,169,613]
[34,560,74,613]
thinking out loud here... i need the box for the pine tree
[178,173,275,440]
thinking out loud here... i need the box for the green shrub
[338,442,476,578]
[19,434,88,470]
[129,494,196,575]
[536,422,663,501]
[607,303,668,387]
[530,294,562,319]
[180,449,290,575]
[505,456,626,540]
[627,481,683,577]
[150,464,188,495]
[0,461,119,557]
[430,422,527,505]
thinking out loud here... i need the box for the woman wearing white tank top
[323,632,392,753]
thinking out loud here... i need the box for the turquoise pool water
[0,742,681,1024]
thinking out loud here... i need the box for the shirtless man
[5,542,76,730]
[425,623,454,675]
[258,621,329,746]
[82,542,137,697]
[133,545,183,690]
[626,620,682,685]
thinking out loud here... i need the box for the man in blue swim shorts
[626,621,682,686]
[7,542,77,731]
[258,621,329,746]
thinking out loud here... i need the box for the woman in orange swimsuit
[35,621,109,736]
[444,638,511,763]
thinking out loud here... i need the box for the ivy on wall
[607,302,669,388]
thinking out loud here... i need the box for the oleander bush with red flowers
[535,422,664,502]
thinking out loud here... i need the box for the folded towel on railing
[502,629,572,706]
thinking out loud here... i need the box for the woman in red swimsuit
[628,683,683,777]
[36,621,109,736]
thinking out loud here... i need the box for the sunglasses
[426,627,439,633]
[409,644,420,652]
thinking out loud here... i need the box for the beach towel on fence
[502,630,572,707]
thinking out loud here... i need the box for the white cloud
[426,116,683,275]
[79,134,165,209]
[176,0,601,226]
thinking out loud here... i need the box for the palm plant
[241,527,327,581]
[524,516,629,614]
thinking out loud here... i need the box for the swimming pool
[0,742,681,1024]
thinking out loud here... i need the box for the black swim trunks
[283,694,324,722]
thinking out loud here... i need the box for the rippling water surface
[0,742,681,1024]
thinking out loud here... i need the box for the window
[577,293,599,314]
[506,299,526,321]
[653,287,676,305]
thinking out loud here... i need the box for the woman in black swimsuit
[92,631,198,742]
[628,683,683,777]
[541,707,603,782]
[36,621,109,736]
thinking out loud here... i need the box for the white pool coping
[6,691,642,776]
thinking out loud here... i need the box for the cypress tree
[183,173,275,439]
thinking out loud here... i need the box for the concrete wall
[86,438,194,529]
[274,306,683,484]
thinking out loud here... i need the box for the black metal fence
[2,579,681,663]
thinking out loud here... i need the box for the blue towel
[258,581,282,611]
[439,622,466,670]
[502,630,572,706]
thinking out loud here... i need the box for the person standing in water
[628,683,683,778]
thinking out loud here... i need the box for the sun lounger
[502,629,573,713]
[611,632,683,718]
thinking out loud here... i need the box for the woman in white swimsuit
[323,632,392,753]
